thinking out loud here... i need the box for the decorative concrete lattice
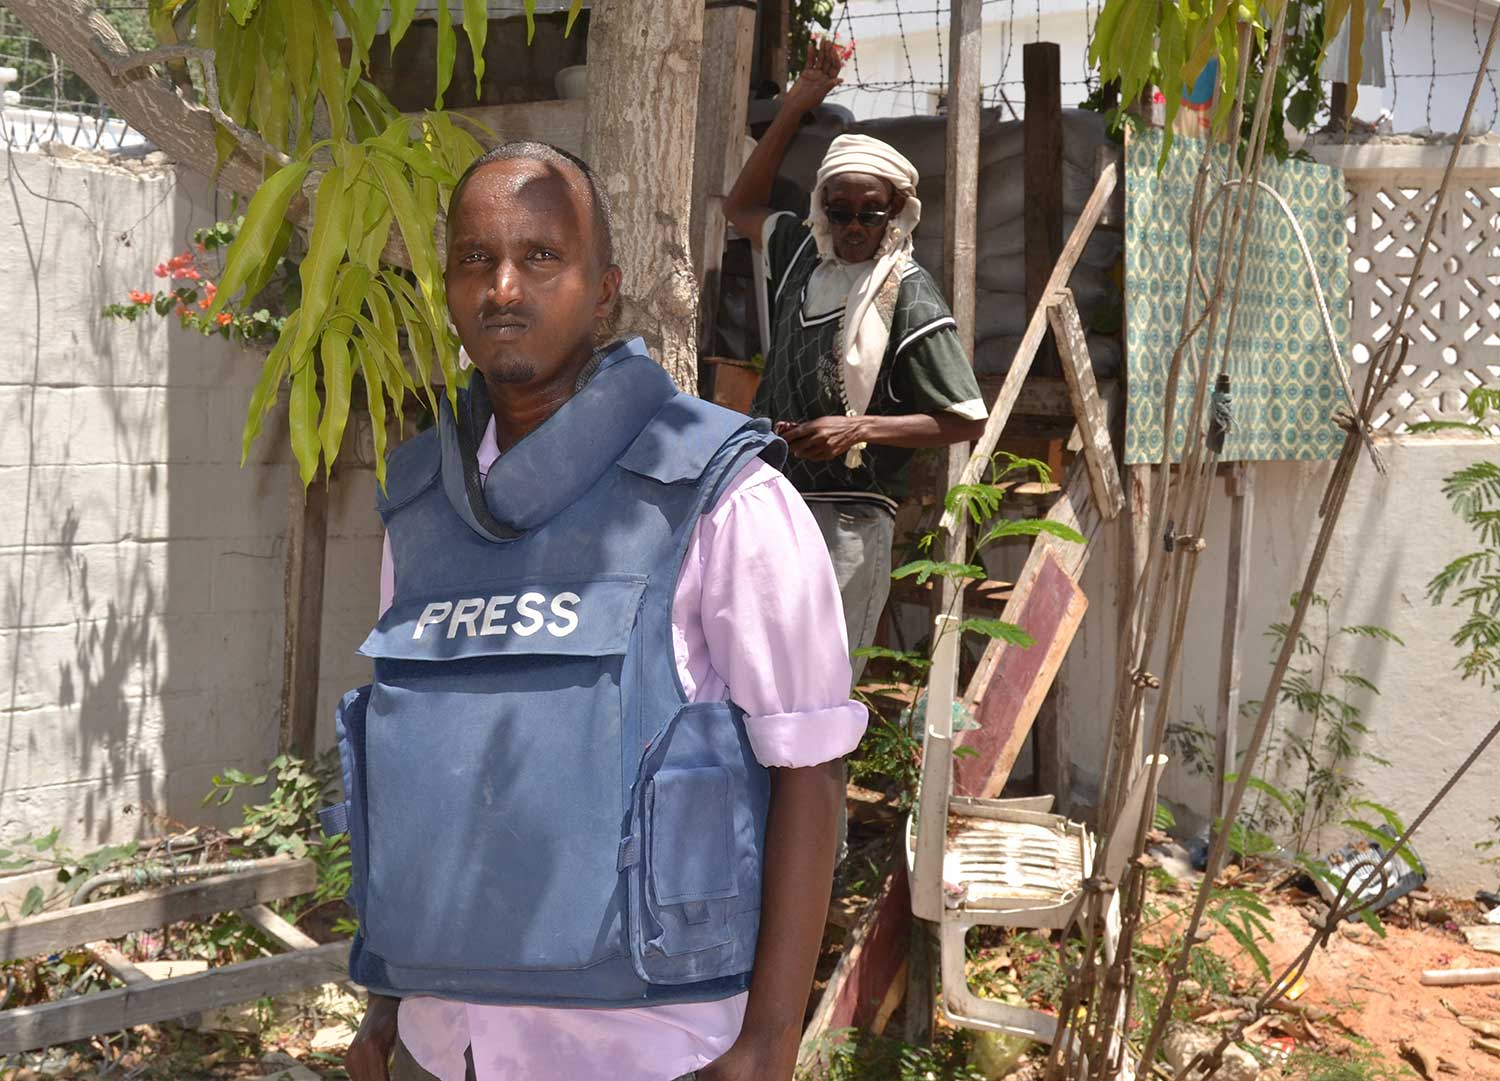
[1333,145,1500,432]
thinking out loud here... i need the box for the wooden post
[905,0,982,1046]
[279,473,329,757]
[1033,682,1070,815]
[585,0,705,392]
[691,0,758,360]
[756,0,790,90]
[1023,42,1063,378]
[1211,463,1254,829]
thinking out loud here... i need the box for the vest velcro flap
[617,396,761,485]
[358,575,647,661]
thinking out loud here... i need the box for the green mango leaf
[564,0,584,36]
[211,159,310,315]
[289,357,322,487]
[389,0,418,53]
[285,166,355,370]
[226,0,261,26]
[435,0,457,109]
[32,827,60,852]
[318,327,353,473]
[354,336,389,489]
[372,157,441,325]
[241,311,299,465]
[463,0,489,93]
[523,0,536,44]
[370,142,457,188]
[312,8,349,140]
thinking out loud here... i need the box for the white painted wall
[830,0,1498,134]
[1056,440,1500,892]
[0,152,382,851]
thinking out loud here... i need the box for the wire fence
[822,0,1497,128]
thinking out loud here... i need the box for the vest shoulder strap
[376,426,442,520]
[618,394,782,486]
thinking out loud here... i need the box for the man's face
[824,172,905,264]
[445,158,620,387]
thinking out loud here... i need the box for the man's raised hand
[783,37,844,116]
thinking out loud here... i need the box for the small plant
[1241,591,1402,856]
[849,453,1081,805]
[205,750,354,933]
[101,217,296,346]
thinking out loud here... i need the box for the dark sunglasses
[824,207,891,227]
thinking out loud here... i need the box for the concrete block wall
[0,152,383,850]
[1059,442,1500,892]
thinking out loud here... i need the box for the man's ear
[595,264,623,320]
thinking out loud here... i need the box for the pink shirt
[377,418,867,1081]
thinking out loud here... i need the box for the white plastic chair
[907,615,1164,1062]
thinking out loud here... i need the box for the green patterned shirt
[753,213,984,510]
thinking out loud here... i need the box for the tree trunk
[584,0,703,393]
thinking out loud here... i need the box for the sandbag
[974,293,1028,341]
[973,332,1123,379]
[977,258,1120,315]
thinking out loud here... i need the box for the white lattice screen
[1314,143,1500,432]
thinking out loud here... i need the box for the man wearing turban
[726,39,988,682]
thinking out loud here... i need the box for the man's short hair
[446,141,616,268]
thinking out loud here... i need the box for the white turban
[805,135,923,467]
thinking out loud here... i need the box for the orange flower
[203,282,217,301]
[128,289,153,304]
[154,263,169,278]
[216,312,233,327]
[174,305,189,318]
[198,298,210,310]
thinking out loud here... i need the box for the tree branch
[89,41,293,169]
[4,0,414,270]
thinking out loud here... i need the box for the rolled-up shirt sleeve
[674,459,868,768]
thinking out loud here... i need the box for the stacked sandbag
[766,106,1124,379]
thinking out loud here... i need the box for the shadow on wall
[0,151,310,848]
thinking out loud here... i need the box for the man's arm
[701,762,843,1080]
[782,411,987,460]
[724,38,843,251]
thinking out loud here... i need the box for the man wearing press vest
[329,141,866,1081]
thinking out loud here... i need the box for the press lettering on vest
[512,592,547,636]
[548,592,581,637]
[447,597,486,639]
[413,601,453,640]
[480,594,516,635]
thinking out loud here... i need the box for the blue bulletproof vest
[324,339,784,1007]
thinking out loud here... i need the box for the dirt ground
[1223,888,1500,1078]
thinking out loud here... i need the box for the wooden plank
[239,904,320,952]
[690,0,757,355]
[954,551,1089,798]
[1462,926,1500,955]
[798,866,912,1068]
[0,942,348,1054]
[755,0,790,90]
[1048,291,1125,520]
[1211,463,1254,828]
[0,859,316,963]
[87,943,151,986]
[938,163,1119,537]
[1024,42,1064,378]
[448,100,588,157]
[280,472,329,756]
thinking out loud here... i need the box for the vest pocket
[638,766,739,972]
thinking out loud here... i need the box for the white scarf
[806,134,922,468]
